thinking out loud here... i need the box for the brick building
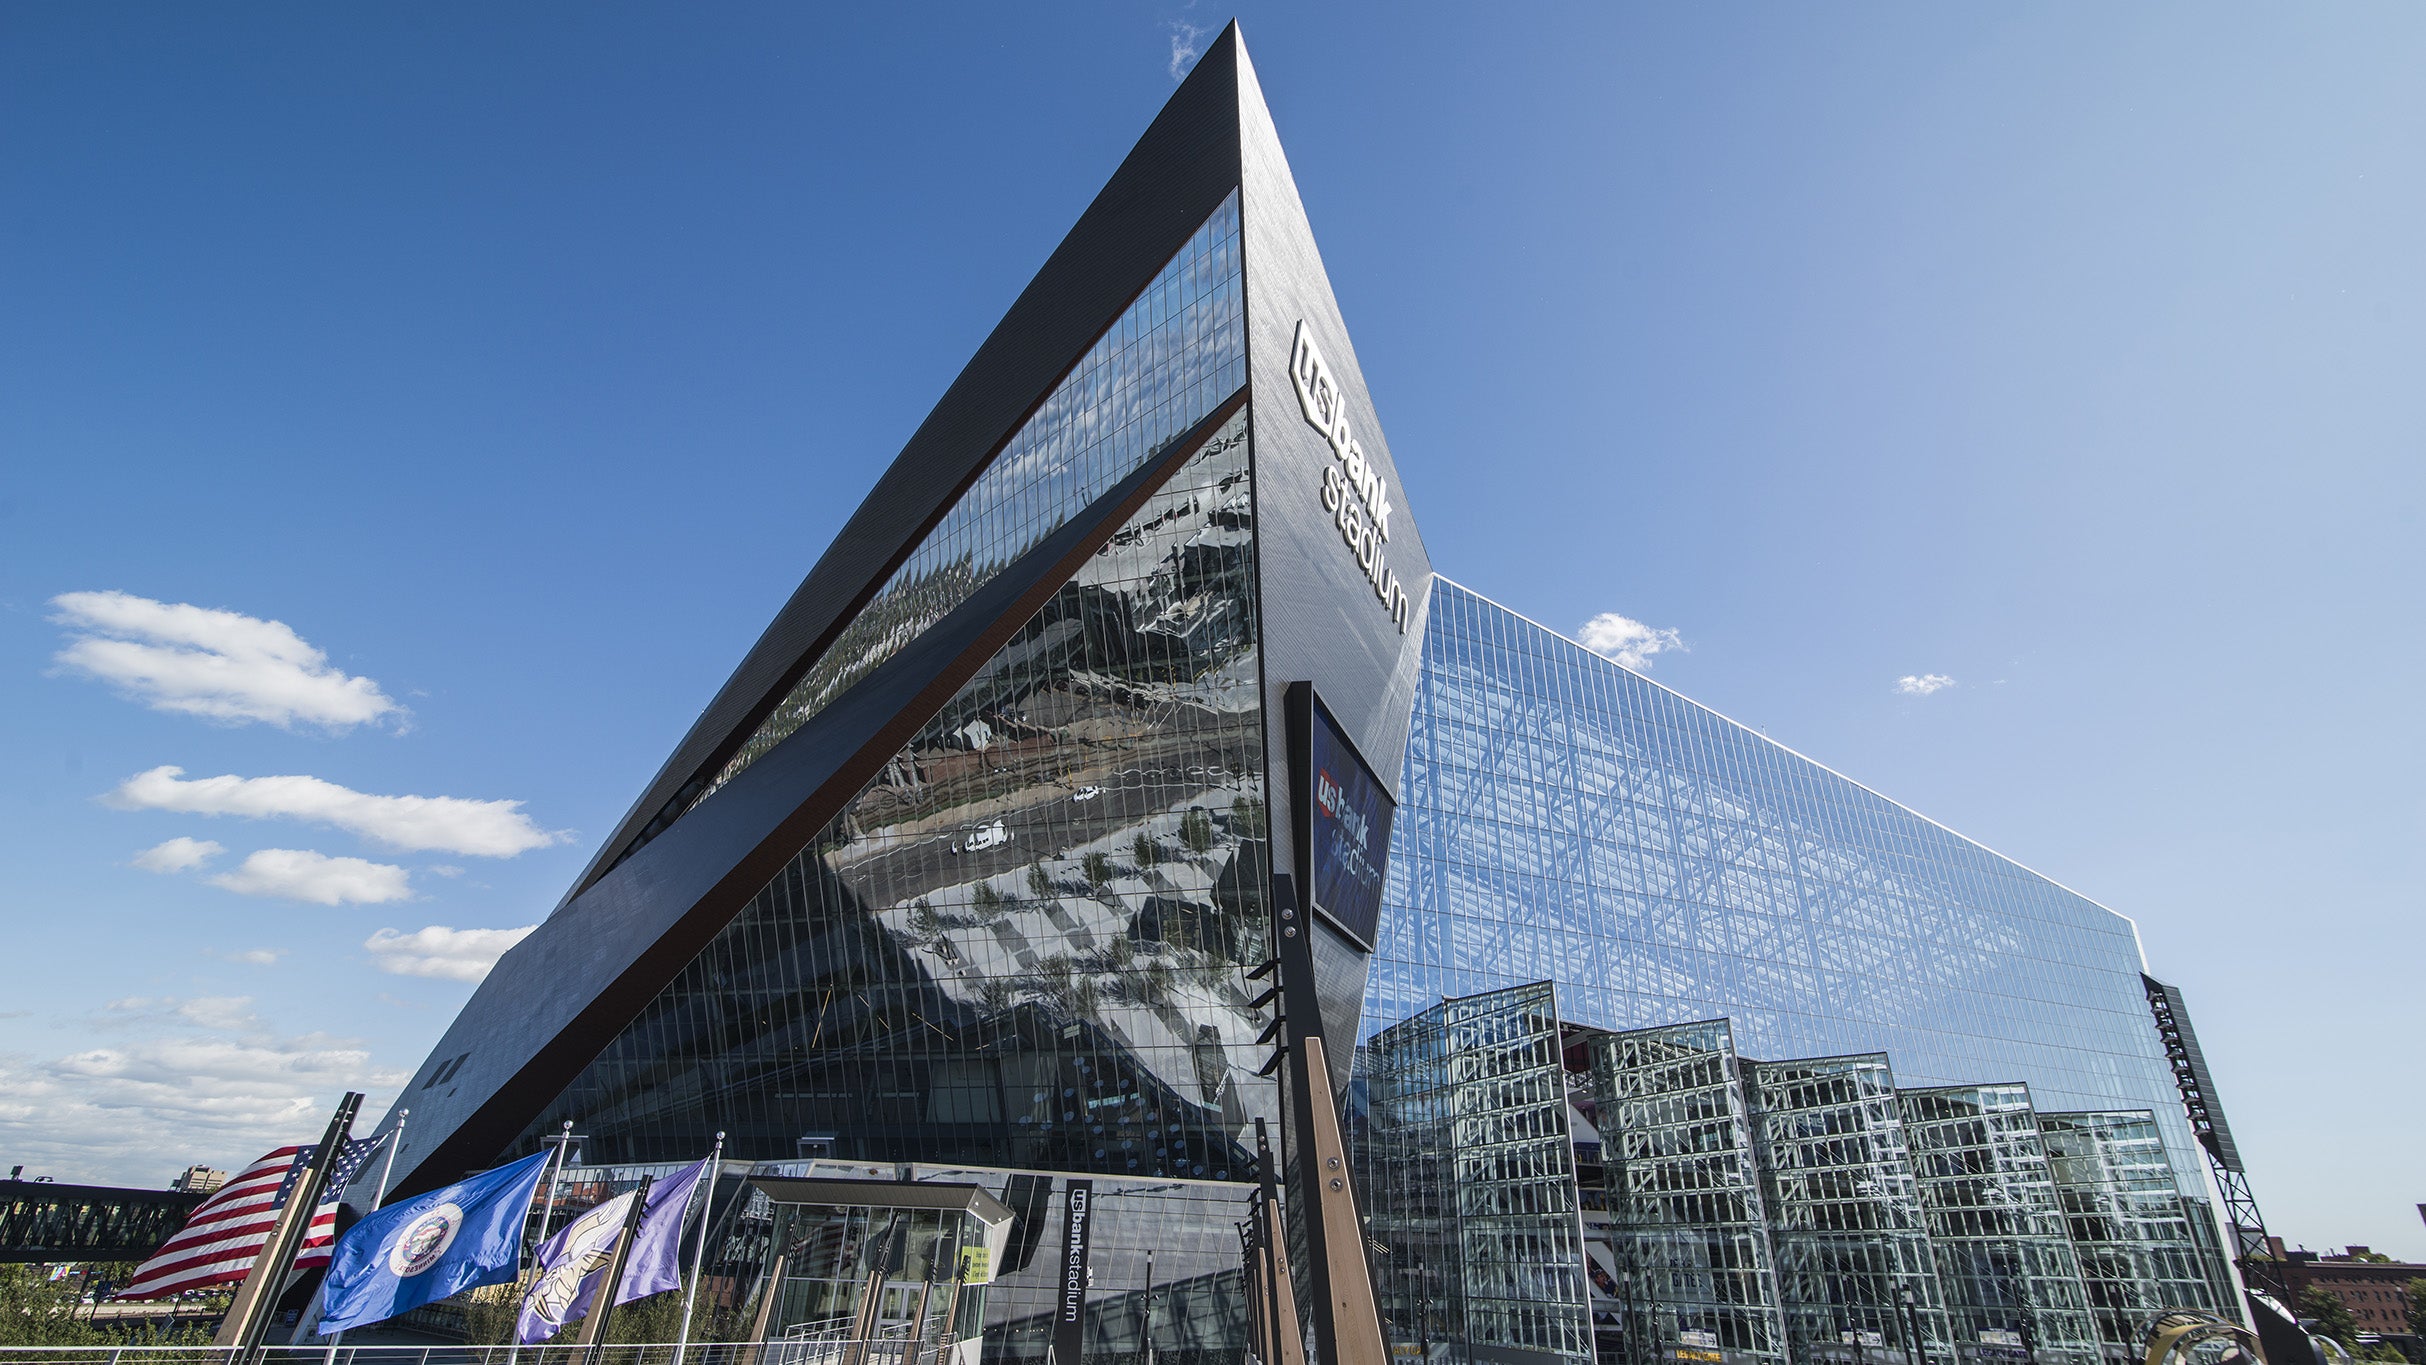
[2272,1239,2424,1344]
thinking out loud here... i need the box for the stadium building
[362,25,2268,1365]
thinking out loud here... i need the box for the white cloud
[49,591,402,731]
[364,925,535,983]
[1895,673,1957,696]
[1578,612,1687,671]
[208,947,285,966]
[108,766,566,857]
[1167,21,1211,79]
[0,995,405,1186]
[131,835,224,873]
[209,849,412,905]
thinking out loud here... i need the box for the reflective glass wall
[1745,1056,1952,1365]
[609,193,1248,867]
[1359,983,1593,1365]
[517,406,1273,1190]
[1369,579,2214,1207]
[1897,1086,2100,1365]
[2037,1114,2231,1359]
[1579,1019,1787,1365]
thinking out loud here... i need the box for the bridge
[0,1179,204,1264]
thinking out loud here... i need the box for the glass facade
[2036,1113,2231,1360]
[1896,1086,2100,1365]
[693,194,1248,818]
[1578,1018,1787,1365]
[1744,1056,1951,1365]
[1367,578,2211,1202]
[1359,982,1593,1365]
[517,403,1274,1189]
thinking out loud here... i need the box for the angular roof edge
[559,25,1252,907]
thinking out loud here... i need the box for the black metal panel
[561,32,1248,907]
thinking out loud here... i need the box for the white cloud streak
[1895,673,1957,696]
[1168,22,1211,80]
[132,836,224,873]
[208,849,413,905]
[1578,612,1687,671]
[49,591,401,731]
[0,995,404,1186]
[364,925,535,983]
[108,766,566,858]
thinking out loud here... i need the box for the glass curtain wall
[605,193,1247,870]
[1895,1086,2100,1365]
[1581,1019,1787,1365]
[1358,983,1595,1365]
[1745,1057,1952,1365]
[2036,1114,2231,1360]
[513,402,1275,1199]
[1368,580,2214,1219]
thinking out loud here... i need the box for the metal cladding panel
[559,36,1247,909]
[1234,36,1432,1062]
[374,395,1245,1198]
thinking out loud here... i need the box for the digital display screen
[1308,706,1395,949]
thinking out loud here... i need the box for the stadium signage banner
[1054,1181,1095,1365]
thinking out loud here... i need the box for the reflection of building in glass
[1353,580,2241,1363]
[1358,983,1592,1365]
[1748,1055,1951,1365]
[377,26,2259,1365]
[1898,1086,2101,1365]
[1571,1018,1786,1365]
[2039,1113,2234,1359]
[1356,986,2235,1365]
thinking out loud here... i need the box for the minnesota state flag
[318,1150,551,1334]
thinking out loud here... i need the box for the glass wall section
[1359,983,1593,1365]
[1745,1056,1952,1365]
[1581,1019,1786,1365]
[514,410,1278,1199]
[1896,1086,2099,1365]
[687,193,1248,821]
[1369,579,2215,1215]
[2036,1114,2229,1360]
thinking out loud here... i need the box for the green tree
[1179,808,1216,854]
[0,1265,103,1348]
[2405,1279,2426,1341]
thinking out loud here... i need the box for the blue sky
[2,4,2419,1255]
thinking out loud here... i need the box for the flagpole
[321,1108,407,1365]
[216,1091,365,1362]
[671,1132,726,1365]
[507,1124,578,1365]
[576,1174,655,1364]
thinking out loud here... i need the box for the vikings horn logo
[523,1194,633,1333]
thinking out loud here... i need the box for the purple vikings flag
[515,1158,707,1345]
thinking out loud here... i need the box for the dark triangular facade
[374,25,1431,1224]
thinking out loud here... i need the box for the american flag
[116,1136,384,1300]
